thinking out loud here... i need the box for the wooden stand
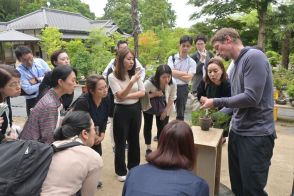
[192,126,223,196]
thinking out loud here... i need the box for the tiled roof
[0,29,40,41]
[0,22,7,31]
[2,8,123,35]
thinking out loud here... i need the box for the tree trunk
[131,0,140,58]
[281,31,291,69]
[257,8,266,51]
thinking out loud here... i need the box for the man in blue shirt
[16,46,50,116]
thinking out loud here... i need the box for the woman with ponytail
[41,111,103,196]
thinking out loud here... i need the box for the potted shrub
[192,109,212,131]
[199,115,212,131]
[287,84,294,107]
[199,109,212,131]
[274,77,287,104]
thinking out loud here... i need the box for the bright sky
[81,0,198,28]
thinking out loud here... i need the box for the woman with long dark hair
[108,47,145,182]
[20,65,76,144]
[142,64,176,156]
[0,65,21,142]
[122,120,209,196]
[41,111,103,196]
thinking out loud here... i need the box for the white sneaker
[117,175,126,182]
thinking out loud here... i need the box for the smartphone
[135,67,141,72]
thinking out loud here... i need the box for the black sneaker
[97,181,103,189]
[153,136,158,141]
[145,149,152,157]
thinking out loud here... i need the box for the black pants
[228,131,275,196]
[143,112,169,145]
[26,97,38,116]
[175,84,189,120]
[92,144,102,156]
[113,102,141,176]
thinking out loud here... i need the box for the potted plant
[192,109,212,130]
[199,109,212,131]
[287,84,294,107]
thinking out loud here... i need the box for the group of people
[0,27,276,196]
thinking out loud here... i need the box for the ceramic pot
[199,116,212,131]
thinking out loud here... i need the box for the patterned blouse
[20,89,61,144]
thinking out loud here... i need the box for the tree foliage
[65,39,93,77]
[102,0,133,34]
[128,28,190,65]
[44,0,95,19]
[0,0,95,22]
[86,29,114,74]
[188,0,276,49]
[136,30,160,65]
[39,27,65,63]
[102,0,176,34]
[139,0,176,31]
[268,3,294,69]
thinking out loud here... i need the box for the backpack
[0,140,82,196]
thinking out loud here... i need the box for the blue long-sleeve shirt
[123,163,209,196]
[17,58,50,99]
[213,47,275,136]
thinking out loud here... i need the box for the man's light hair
[211,28,241,45]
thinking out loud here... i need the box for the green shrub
[287,84,294,99]
[211,111,231,133]
[290,53,294,68]
[191,109,206,126]
[266,50,281,67]
[273,68,294,91]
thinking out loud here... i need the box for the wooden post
[131,0,140,58]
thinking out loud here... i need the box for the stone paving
[11,87,294,196]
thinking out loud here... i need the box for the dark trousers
[113,102,141,176]
[228,131,275,196]
[92,144,102,156]
[143,112,169,145]
[25,97,38,116]
[175,84,189,120]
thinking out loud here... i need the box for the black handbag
[145,96,166,116]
